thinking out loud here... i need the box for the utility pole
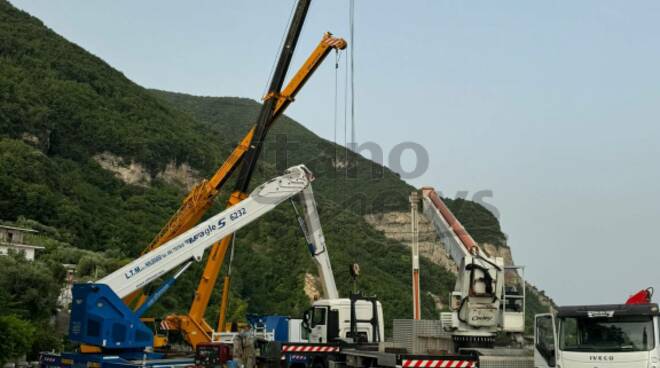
[410,191,421,320]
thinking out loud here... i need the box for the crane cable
[333,50,339,158]
[333,48,344,163]
[343,40,349,172]
[343,0,355,174]
[349,0,355,148]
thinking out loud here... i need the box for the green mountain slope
[149,90,418,216]
[0,2,220,175]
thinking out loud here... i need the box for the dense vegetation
[0,0,546,361]
[0,255,61,364]
[0,1,219,175]
[0,217,150,363]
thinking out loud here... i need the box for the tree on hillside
[0,254,61,320]
[0,315,35,365]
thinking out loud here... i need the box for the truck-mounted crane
[421,187,525,350]
[40,165,322,368]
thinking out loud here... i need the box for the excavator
[120,0,346,350]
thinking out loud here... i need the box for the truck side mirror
[302,310,310,330]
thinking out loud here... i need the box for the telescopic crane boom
[70,165,315,351]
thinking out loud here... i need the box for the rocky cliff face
[481,243,514,266]
[527,283,557,311]
[364,211,458,274]
[93,152,200,190]
[364,210,520,270]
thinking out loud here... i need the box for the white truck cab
[305,295,384,344]
[534,303,660,368]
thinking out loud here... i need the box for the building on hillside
[55,263,77,334]
[57,263,76,308]
[0,224,45,261]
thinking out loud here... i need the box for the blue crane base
[70,283,154,350]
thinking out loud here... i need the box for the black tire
[312,358,326,368]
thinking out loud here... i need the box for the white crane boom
[297,184,338,299]
[100,165,314,299]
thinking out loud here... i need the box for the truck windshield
[559,316,655,352]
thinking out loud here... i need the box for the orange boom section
[421,187,479,254]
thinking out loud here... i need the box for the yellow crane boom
[126,32,345,348]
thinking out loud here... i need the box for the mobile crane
[40,165,322,368]
[122,1,346,348]
[236,183,384,347]
[421,187,526,350]
[291,183,385,346]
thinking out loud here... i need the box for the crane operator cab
[534,303,660,368]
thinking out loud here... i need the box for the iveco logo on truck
[589,355,614,361]
[587,311,615,318]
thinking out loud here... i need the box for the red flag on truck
[625,287,654,304]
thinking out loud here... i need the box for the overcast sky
[11,0,660,306]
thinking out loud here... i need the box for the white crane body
[421,187,525,346]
